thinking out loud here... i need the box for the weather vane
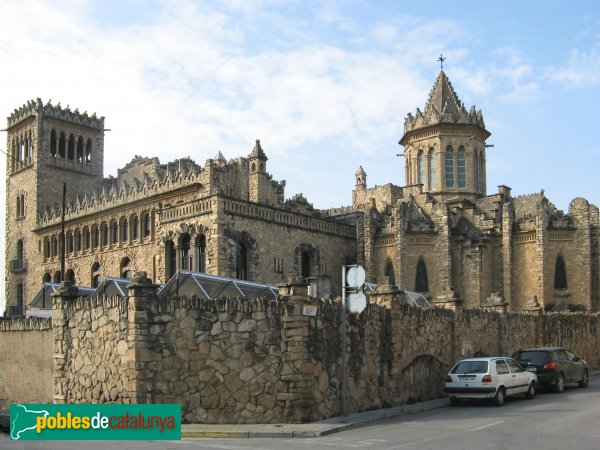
[438,54,446,70]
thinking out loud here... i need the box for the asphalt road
[2,379,599,449]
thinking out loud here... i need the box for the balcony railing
[9,259,27,272]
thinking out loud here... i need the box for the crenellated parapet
[37,156,206,227]
[7,98,104,130]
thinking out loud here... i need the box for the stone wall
[0,317,53,405]
[46,274,600,424]
[53,294,131,404]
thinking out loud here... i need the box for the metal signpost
[340,264,366,415]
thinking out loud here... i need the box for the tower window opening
[77,136,84,163]
[417,150,425,185]
[67,134,75,160]
[85,139,92,164]
[445,147,454,188]
[236,242,248,280]
[428,148,437,189]
[59,132,66,158]
[457,146,466,188]
[554,255,568,290]
[197,235,207,273]
[415,259,429,293]
[50,130,57,157]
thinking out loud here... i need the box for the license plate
[526,367,537,372]
[459,375,475,380]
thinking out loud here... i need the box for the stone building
[353,71,600,312]
[4,71,600,314]
[4,101,355,313]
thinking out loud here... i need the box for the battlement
[7,98,104,130]
[38,156,206,226]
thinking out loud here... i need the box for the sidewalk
[180,398,448,438]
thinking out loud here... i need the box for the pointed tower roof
[250,139,267,160]
[402,71,487,138]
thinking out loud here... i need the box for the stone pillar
[277,274,314,422]
[52,282,80,404]
[524,296,543,318]
[483,292,508,314]
[501,202,514,308]
[369,276,404,308]
[434,286,463,312]
[126,271,159,404]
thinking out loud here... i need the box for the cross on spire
[438,53,446,70]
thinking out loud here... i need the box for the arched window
[101,223,109,246]
[554,256,567,290]
[52,235,58,257]
[417,150,425,185]
[66,269,75,284]
[85,139,92,164]
[197,235,207,273]
[74,229,81,252]
[121,218,129,243]
[478,154,484,192]
[16,239,24,261]
[44,237,50,259]
[142,212,151,237]
[165,241,176,279]
[43,273,51,283]
[59,132,66,158]
[92,225,100,248]
[83,227,91,250]
[111,221,118,244]
[236,242,248,280]
[76,136,84,163]
[384,259,395,286]
[474,152,480,192]
[301,252,311,278]
[66,231,74,253]
[180,234,192,270]
[131,215,139,240]
[91,262,101,288]
[121,257,132,279]
[415,259,429,293]
[428,148,437,189]
[67,134,75,160]
[457,146,466,188]
[50,129,57,157]
[445,147,454,188]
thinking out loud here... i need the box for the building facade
[4,72,600,314]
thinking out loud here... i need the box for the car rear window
[515,351,550,365]
[451,361,489,374]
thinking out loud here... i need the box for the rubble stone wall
[43,279,600,423]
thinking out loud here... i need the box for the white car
[444,357,537,406]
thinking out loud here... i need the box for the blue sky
[1,0,599,312]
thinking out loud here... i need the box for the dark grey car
[512,347,588,393]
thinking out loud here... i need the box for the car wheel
[554,373,565,393]
[493,387,505,406]
[525,382,536,399]
[579,371,589,388]
[449,398,461,406]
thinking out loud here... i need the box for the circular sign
[346,266,365,288]
[347,292,367,313]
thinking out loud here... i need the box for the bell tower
[4,99,105,315]
[399,71,491,202]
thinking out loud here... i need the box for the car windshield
[451,361,489,374]
[515,351,550,365]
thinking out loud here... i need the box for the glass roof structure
[158,270,279,300]
[29,283,96,310]
[89,277,135,300]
